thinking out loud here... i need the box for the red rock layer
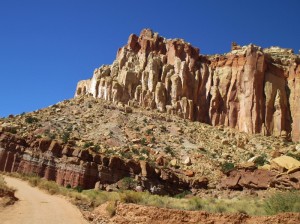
[0,132,204,194]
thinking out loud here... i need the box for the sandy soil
[0,176,88,224]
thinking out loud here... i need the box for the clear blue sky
[0,0,299,117]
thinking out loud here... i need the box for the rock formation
[0,131,206,194]
[75,29,300,141]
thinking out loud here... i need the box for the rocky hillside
[1,94,300,194]
[0,29,300,197]
[75,28,300,142]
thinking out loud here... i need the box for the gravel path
[0,176,88,224]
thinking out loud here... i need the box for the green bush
[164,146,175,156]
[120,191,143,204]
[38,180,60,195]
[174,190,192,199]
[131,148,140,155]
[286,152,300,161]
[140,148,149,156]
[141,138,147,146]
[74,185,83,193]
[61,131,70,144]
[25,116,38,123]
[118,177,137,190]
[83,142,94,148]
[221,162,235,173]
[254,154,267,166]
[264,191,300,215]
[94,144,100,152]
[146,129,153,135]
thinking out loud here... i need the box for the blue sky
[0,0,299,117]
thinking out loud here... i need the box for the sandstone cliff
[0,131,206,194]
[75,29,300,141]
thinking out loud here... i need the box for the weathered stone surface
[0,131,199,194]
[75,29,300,141]
[220,169,277,190]
[220,164,300,190]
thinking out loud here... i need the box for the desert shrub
[160,126,167,132]
[74,185,83,193]
[174,190,192,199]
[25,116,38,123]
[164,146,175,156]
[119,151,133,159]
[151,137,156,143]
[83,142,93,148]
[7,129,17,134]
[106,201,117,217]
[0,175,16,195]
[139,156,146,160]
[119,177,137,190]
[286,152,300,161]
[38,180,60,195]
[264,191,300,215]
[146,129,153,135]
[188,197,204,210]
[28,175,41,187]
[0,175,16,206]
[221,162,235,173]
[61,131,70,144]
[94,144,100,152]
[120,191,143,204]
[131,148,140,155]
[254,154,267,166]
[140,148,149,156]
[141,138,147,146]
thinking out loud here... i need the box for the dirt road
[0,176,88,224]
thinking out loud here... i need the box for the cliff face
[0,131,205,194]
[75,29,300,141]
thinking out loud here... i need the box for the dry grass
[0,175,17,207]
[2,172,292,216]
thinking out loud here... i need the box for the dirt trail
[0,176,88,224]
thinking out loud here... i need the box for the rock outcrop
[75,29,300,141]
[220,157,300,190]
[0,131,206,194]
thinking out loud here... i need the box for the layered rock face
[0,131,205,194]
[75,29,300,141]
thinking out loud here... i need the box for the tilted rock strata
[0,132,206,194]
[75,29,300,141]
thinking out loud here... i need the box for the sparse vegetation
[254,154,267,166]
[106,201,117,217]
[0,175,17,206]
[164,146,175,156]
[146,129,153,135]
[286,152,300,161]
[119,151,133,159]
[25,116,38,123]
[140,148,149,156]
[83,141,94,148]
[221,162,235,173]
[264,191,300,215]
[118,177,137,190]
[94,144,100,152]
[61,131,70,144]
[141,138,147,146]
[4,172,300,216]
